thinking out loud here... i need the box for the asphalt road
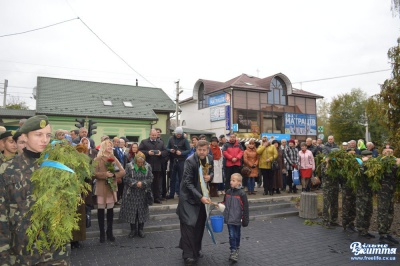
[70,216,400,266]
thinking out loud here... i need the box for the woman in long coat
[119,152,154,238]
[94,140,125,243]
[272,140,284,194]
[256,136,278,196]
[243,138,259,195]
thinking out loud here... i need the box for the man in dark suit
[139,129,167,203]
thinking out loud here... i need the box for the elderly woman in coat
[94,140,126,243]
[119,152,154,238]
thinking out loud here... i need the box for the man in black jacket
[166,127,190,199]
[139,129,167,203]
[176,140,213,265]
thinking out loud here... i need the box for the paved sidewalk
[71,216,400,265]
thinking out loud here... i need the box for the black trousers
[117,182,124,201]
[179,204,207,259]
[261,169,273,193]
[161,161,168,198]
[225,166,241,191]
[152,171,161,200]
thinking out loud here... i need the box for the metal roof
[36,77,176,120]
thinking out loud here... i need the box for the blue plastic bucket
[210,215,224,233]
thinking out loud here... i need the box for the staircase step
[86,206,299,239]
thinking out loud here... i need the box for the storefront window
[261,111,284,134]
[234,109,260,133]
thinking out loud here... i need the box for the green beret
[0,130,14,140]
[330,148,340,153]
[12,129,22,141]
[19,115,49,134]
[361,150,372,156]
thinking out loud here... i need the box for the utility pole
[3,79,8,107]
[365,110,369,142]
[175,80,183,128]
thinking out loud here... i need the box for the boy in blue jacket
[221,173,250,262]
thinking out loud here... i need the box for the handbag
[240,166,252,177]
[146,189,154,206]
[85,205,92,228]
[311,175,321,186]
[272,160,280,171]
[292,169,300,185]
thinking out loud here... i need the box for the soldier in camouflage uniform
[356,150,375,239]
[0,126,6,163]
[0,131,17,265]
[0,115,70,265]
[341,148,358,233]
[322,148,340,228]
[377,146,399,245]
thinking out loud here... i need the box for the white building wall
[180,101,228,137]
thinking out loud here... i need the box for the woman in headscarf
[119,152,154,238]
[94,140,126,243]
[80,137,98,160]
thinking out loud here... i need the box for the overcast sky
[0,0,399,110]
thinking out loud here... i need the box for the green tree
[316,99,331,138]
[379,39,400,156]
[365,95,390,147]
[5,96,29,110]
[329,88,367,143]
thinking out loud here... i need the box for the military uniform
[377,156,399,244]
[341,156,359,232]
[322,170,339,226]
[0,132,17,265]
[322,150,340,227]
[355,150,374,238]
[0,116,70,265]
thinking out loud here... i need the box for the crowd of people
[0,117,399,265]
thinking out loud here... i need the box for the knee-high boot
[106,208,116,241]
[138,222,145,238]
[97,208,105,243]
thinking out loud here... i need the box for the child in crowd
[221,173,250,262]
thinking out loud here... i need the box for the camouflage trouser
[377,175,396,235]
[11,240,70,266]
[322,175,339,223]
[341,183,356,227]
[356,178,373,234]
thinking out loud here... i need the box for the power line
[0,17,79,38]
[292,69,391,84]
[78,18,157,88]
[63,0,157,87]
